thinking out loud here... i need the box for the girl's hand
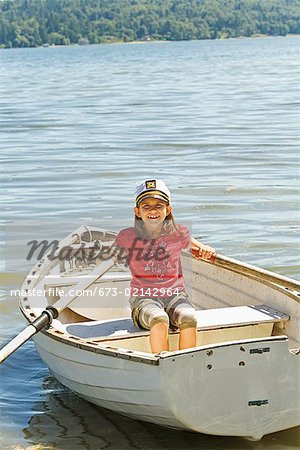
[192,244,217,262]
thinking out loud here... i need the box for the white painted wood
[53,258,115,313]
[160,336,300,439]
[195,304,289,329]
[17,225,300,440]
[54,304,288,345]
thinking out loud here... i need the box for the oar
[191,237,300,291]
[0,257,116,364]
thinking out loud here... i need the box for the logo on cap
[146,180,156,189]
[135,179,171,206]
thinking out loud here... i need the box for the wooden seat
[62,304,289,341]
[195,304,289,346]
[195,304,289,330]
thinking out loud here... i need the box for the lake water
[0,37,299,449]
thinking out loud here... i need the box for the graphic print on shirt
[115,225,190,297]
[143,240,175,280]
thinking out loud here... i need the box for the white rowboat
[19,225,300,441]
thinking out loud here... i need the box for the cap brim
[136,194,169,205]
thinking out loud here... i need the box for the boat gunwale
[187,265,300,304]
[19,225,300,365]
[27,223,300,292]
[20,296,294,367]
[23,224,300,300]
[20,300,290,365]
[19,303,160,365]
[182,250,300,301]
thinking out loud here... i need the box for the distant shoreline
[39,34,300,49]
[1,34,299,50]
[1,0,298,50]
[120,34,300,45]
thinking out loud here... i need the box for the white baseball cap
[135,179,171,206]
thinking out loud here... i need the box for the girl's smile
[147,214,160,220]
[134,198,172,234]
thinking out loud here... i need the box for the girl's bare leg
[179,327,196,350]
[150,321,169,353]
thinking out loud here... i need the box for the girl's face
[134,197,172,227]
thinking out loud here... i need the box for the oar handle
[0,257,116,365]
[52,257,116,313]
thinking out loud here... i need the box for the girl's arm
[189,237,217,262]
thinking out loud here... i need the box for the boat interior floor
[53,304,290,351]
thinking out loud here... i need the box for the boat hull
[19,225,300,439]
[33,331,300,440]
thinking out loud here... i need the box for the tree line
[0,0,299,48]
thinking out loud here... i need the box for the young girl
[115,179,216,353]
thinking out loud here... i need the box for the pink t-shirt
[115,224,190,298]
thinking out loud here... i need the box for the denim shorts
[129,290,197,330]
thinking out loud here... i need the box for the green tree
[0,0,299,48]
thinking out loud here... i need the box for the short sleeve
[178,225,190,249]
[115,228,135,249]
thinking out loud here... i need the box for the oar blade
[0,324,36,364]
[0,257,116,364]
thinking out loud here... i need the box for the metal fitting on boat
[46,306,59,320]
